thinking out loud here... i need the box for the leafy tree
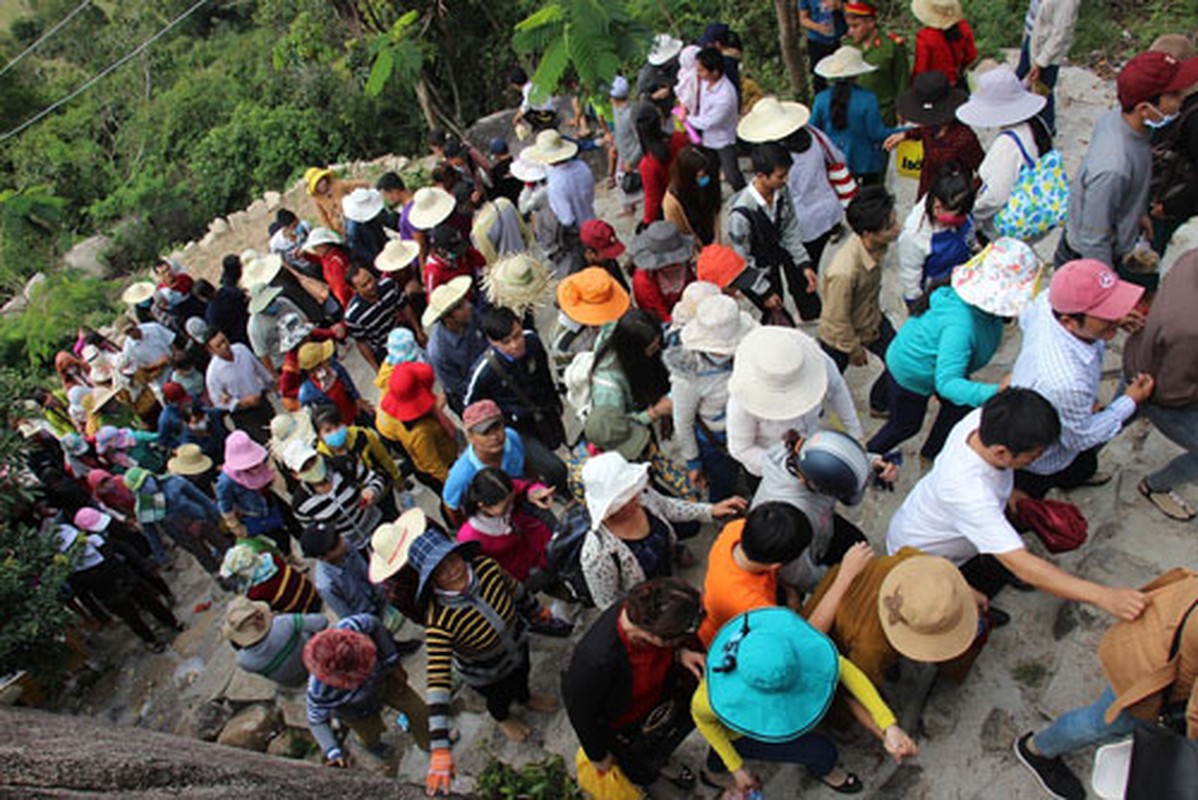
[0,186,65,294]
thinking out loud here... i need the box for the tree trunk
[0,706,452,798]
[774,0,808,101]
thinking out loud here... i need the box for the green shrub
[0,270,121,367]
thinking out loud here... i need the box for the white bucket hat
[669,280,722,330]
[582,451,650,525]
[729,327,828,420]
[375,238,421,273]
[911,0,963,29]
[121,282,156,306]
[955,67,1047,128]
[509,156,547,183]
[482,252,555,316]
[240,253,283,289]
[647,33,684,66]
[681,294,758,356]
[951,238,1044,317]
[407,186,456,230]
[814,46,878,80]
[341,187,386,223]
[523,129,579,165]
[737,97,812,144]
[302,227,342,252]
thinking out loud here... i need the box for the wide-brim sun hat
[556,267,631,327]
[509,156,547,183]
[241,254,284,289]
[729,327,828,421]
[896,71,968,126]
[955,67,1047,128]
[681,294,758,356]
[408,529,480,601]
[737,96,812,144]
[302,227,343,252]
[912,0,963,29]
[421,274,473,329]
[224,430,269,472]
[269,410,315,460]
[629,220,694,271]
[342,187,385,223]
[168,443,214,477]
[648,33,684,66]
[223,596,272,647]
[408,187,456,231]
[523,129,579,165]
[878,555,978,662]
[582,450,650,525]
[121,282,156,306]
[384,362,437,422]
[375,238,421,273]
[304,166,335,195]
[814,46,878,80]
[369,508,427,584]
[482,252,555,315]
[584,407,653,463]
[668,280,721,329]
[298,339,335,372]
[707,607,840,743]
[952,238,1044,317]
[248,282,283,315]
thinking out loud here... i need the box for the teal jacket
[885,286,1003,407]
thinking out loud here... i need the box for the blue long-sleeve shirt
[313,546,384,620]
[809,85,902,177]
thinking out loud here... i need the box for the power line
[0,0,210,143]
[0,0,93,78]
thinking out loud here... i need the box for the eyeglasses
[710,612,752,674]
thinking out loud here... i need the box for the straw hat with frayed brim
[952,237,1044,317]
[912,0,963,29]
[738,97,812,144]
[955,67,1047,128]
[509,157,547,183]
[815,46,878,80]
[223,596,273,647]
[375,239,421,273]
[408,187,456,231]
[556,267,631,327]
[241,254,283,289]
[342,188,385,223]
[421,275,473,329]
[168,444,214,477]
[369,508,427,584]
[897,71,968,126]
[707,607,840,743]
[483,252,555,315]
[522,130,579,165]
[681,294,758,356]
[121,282,156,306]
[878,555,978,662]
[302,228,343,253]
[248,283,283,315]
[304,166,335,196]
[729,327,828,421]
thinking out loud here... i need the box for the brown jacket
[662,191,720,246]
[817,233,885,358]
[1098,568,1198,737]
[1123,251,1198,408]
[309,178,370,237]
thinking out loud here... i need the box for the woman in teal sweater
[866,239,1043,460]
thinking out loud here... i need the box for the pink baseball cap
[1048,260,1144,320]
[462,399,504,432]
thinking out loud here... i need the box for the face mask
[1145,106,1177,130]
[264,300,280,315]
[322,426,349,449]
[935,213,968,228]
[469,508,513,536]
[697,174,712,188]
[298,457,327,484]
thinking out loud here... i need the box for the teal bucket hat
[706,607,840,743]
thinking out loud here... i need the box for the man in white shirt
[1011,259,1155,498]
[680,47,745,190]
[121,320,174,377]
[1015,0,1081,135]
[205,328,276,444]
[887,388,1147,621]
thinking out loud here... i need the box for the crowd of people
[12,5,1198,800]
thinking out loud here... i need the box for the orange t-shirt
[698,519,778,647]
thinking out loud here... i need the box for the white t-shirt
[885,409,1025,565]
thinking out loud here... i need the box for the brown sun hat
[878,555,978,662]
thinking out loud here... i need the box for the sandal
[1138,478,1197,521]
[818,771,863,795]
[659,764,695,790]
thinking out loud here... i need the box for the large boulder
[63,235,113,278]
[216,703,282,752]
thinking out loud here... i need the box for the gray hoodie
[751,442,838,593]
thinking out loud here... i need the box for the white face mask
[469,509,513,536]
[1144,104,1177,130]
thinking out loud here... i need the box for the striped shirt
[247,553,322,614]
[292,463,386,552]
[344,276,407,361]
[1010,294,1137,474]
[425,556,538,750]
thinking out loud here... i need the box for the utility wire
[0,0,93,78]
[0,0,209,143]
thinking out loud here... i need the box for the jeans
[715,144,746,192]
[1014,446,1099,499]
[821,316,896,413]
[522,431,570,496]
[1033,686,1145,759]
[1016,38,1059,135]
[865,375,971,460]
[696,425,739,503]
[706,730,837,778]
[1142,403,1198,492]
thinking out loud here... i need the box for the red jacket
[633,266,695,324]
[424,248,485,295]
[912,22,977,88]
[318,247,354,309]
[639,132,690,225]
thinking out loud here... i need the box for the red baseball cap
[579,219,625,260]
[1048,260,1144,320]
[462,399,503,432]
[162,382,190,405]
[1117,52,1198,109]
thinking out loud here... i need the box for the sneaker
[1014,732,1084,800]
[1138,478,1197,521]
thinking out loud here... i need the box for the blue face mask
[264,300,280,315]
[697,174,712,188]
[322,426,349,449]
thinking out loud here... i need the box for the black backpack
[544,502,598,607]
[1150,103,1198,214]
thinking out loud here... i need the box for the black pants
[611,666,698,786]
[807,38,839,94]
[475,650,531,722]
[820,515,869,566]
[70,560,179,644]
[776,260,822,322]
[520,429,570,496]
[1014,447,1100,499]
[802,226,839,273]
[714,144,746,192]
[960,553,1021,599]
[866,375,971,460]
[821,316,896,414]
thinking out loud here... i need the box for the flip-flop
[1138,478,1197,521]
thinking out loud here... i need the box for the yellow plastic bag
[574,748,644,800]
[896,138,924,181]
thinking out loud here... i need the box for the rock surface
[215,703,282,751]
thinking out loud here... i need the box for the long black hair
[590,308,671,410]
[922,163,975,223]
[462,467,514,519]
[634,101,669,164]
[1028,114,1054,158]
[667,146,720,245]
[830,80,854,131]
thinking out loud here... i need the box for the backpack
[544,502,597,607]
[1150,103,1198,215]
[563,350,595,423]
[994,131,1069,241]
